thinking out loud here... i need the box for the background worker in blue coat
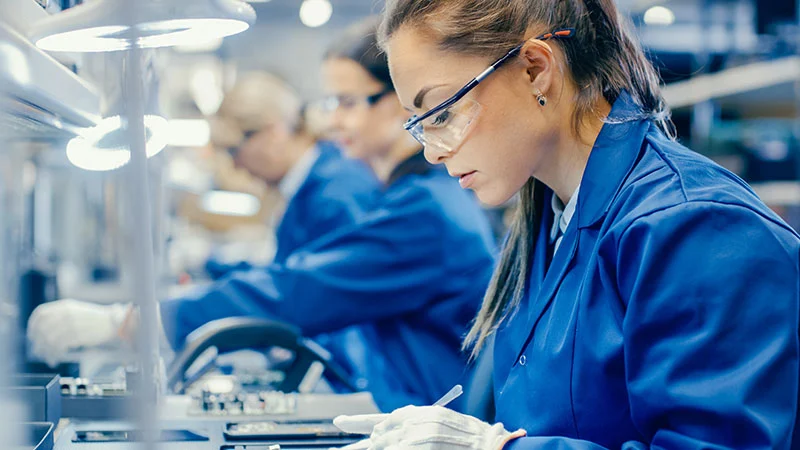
[155,19,495,411]
[26,71,379,362]
[333,0,800,448]
[28,21,496,412]
[203,71,380,277]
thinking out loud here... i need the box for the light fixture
[299,0,332,28]
[167,119,211,147]
[28,0,256,52]
[643,6,675,26]
[66,115,168,171]
[174,37,224,53]
[201,190,261,217]
[0,42,31,86]
[191,68,225,116]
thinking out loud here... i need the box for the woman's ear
[518,40,555,99]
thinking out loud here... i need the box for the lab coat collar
[512,186,581,366]
[509,92,651,363]
[386,149,432,187]
[278,145,321,202]
[577,91,652,229]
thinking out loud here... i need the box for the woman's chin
[472,183,515,208]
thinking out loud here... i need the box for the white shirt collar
[550,185,581,246]
[278,145,321,201]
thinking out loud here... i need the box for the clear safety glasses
[321,87,394,113]
[404,28,575,153]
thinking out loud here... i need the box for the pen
[432,384,463,407]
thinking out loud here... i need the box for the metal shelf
[0,0,101,139]
[663,56,800,111]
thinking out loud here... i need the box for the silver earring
[536,90,547,107]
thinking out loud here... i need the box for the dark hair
[379,0,674,358]
[326,17,393,89]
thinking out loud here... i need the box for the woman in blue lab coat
[332,0,800,449]
[157,19,496,411]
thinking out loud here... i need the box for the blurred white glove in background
[27,299,130,367]
[334,405,526,450]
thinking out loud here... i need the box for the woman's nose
[424,144,450,165]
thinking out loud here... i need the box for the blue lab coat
[205,142,380,278]
[161,151,496,411]
[495,92,800,449]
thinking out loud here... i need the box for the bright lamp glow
[167,119,211,147]
[191,69,225,116]
[299,0,332,28]
[201,190,261,217]
[67,115,168,171]
[643,6,675,26]
[36,19,249,52]
[0,42,32,85]
[29,0,256,52]
[175,37,224,53]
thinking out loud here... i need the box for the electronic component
[189,389,298,416]
[185,375,298,417]
[221,446,280,450]
[59,377,132,420]
[8,375,61,425]
[222,420,364,447]
[59,377,127,397]
[72,429,209,443]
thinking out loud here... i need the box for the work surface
[53,392,379,449]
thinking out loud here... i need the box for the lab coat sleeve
[506,201,799,450]
[204,259,255,280]
[160,198,452,349]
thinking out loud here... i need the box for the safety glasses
[227,129,259,159]
[321,87,394,113]
[404,28,575,153]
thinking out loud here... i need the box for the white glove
[334,405,526,450]
[27,299,130,367]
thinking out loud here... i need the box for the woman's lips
[458,171,477,189]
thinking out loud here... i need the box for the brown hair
[380,0,674,358]
[326,17,393,90]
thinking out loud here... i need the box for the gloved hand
[334,405,526,450]
[27,299,130,367]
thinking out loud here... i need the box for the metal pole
[121,35,160,450]
[690,0,717,153]
[0,71,23,449]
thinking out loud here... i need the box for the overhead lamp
[643,6,675,26]
[191,68,225,116]
[28,0,256,52]
[299,0,332,28]
[201,190,261,217]
[174,37,224,53]
[66,115,168,171]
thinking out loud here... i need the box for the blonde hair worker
[26,72,380,365]
[332,0,800,449]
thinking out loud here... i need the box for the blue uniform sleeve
[204,259,255,280]
[160,198,453,349]
[506,201,799,450]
